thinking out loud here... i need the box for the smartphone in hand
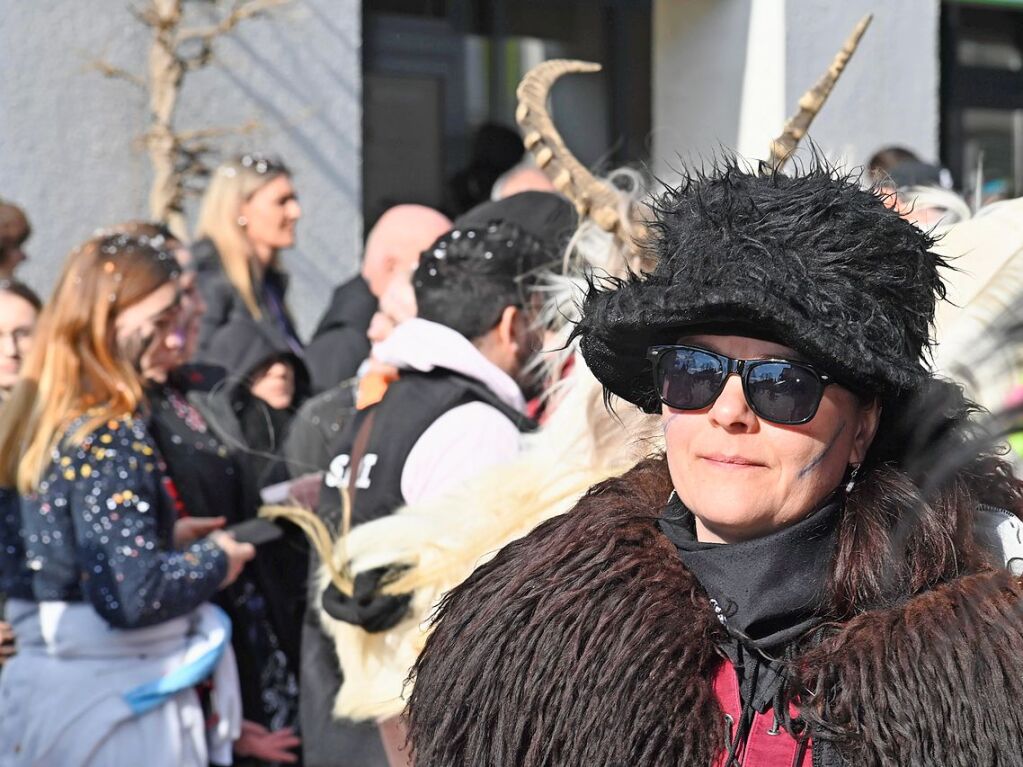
[225,518,285,546]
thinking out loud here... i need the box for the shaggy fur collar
[408,456,1023,766]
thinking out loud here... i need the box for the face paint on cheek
[796,420,847,480]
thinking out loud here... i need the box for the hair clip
[238,152,286,176]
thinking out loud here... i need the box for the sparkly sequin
[20,415,227,628]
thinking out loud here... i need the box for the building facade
[2,0,1021,333]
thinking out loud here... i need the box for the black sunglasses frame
[647,344,835,425]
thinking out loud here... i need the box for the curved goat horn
[516,60,630,241]
[767,14,872,171]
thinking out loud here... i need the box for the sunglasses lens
[656,348,725,410]
[745,362,823,424]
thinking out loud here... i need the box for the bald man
[306,205,451,392]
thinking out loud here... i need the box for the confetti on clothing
[20,414,227,629]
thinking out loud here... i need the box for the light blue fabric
[0,601,238,766]
[123,604,232,716]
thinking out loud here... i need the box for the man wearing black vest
[298,191,576,767]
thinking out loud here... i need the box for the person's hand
[210,530,256,588]
[173,516,226,548]
[234,720,301,764]
[0,622,15,665]
[321,568,412,633]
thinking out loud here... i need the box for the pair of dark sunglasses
[647,345,835,425]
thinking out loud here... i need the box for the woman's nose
[288,200,302,220]
[707,374,756,429]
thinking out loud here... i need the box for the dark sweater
[304,274,377,392]
[192,238,302,358]
[0,489,31,602]
[148,368,304,731]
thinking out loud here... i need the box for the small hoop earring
[845,463,861,494]
[237,215,248,227]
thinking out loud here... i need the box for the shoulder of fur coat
[408,455,1023,767]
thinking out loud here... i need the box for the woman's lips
[699,453,765,468]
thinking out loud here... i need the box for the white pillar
[652,0,939,179]
[736,0,786,160]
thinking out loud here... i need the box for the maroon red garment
[712,661,810,767]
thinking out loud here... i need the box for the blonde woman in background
[193,153,303,357]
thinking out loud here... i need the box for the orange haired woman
[0,233,254,767]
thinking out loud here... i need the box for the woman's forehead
[0,290,38,319]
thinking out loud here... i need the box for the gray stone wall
[785,0,939,168]
[0,0,362,337]
[652,0,939,178]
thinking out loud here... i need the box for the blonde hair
[0,234,180,493]
[195,157,289,319]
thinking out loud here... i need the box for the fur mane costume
[317,231,661,721]
[407,457,1023,767]
[306,176,666,719]
[932,196,1023,412]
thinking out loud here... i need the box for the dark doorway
[362,0,653,227]
[941,1,1023,203]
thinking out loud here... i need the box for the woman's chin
[686,490,778,539]
[688,480,771,510]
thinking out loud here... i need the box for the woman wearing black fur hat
[406,161,1023,766]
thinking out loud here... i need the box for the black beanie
[453,191,577,255]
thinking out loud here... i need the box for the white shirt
[372,318,526,504]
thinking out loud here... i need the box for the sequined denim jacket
[20,414,228,628]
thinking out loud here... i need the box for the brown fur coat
[407,457,1023,766]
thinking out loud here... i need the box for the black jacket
[0,489,31,603]
[147,367,306,733]
[192,315,310,491]
[304,274,377,392]
[281,380,359,478]
[192,237,302,359]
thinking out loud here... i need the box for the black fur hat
[575,160,947,413]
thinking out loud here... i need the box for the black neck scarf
[659,490,842,654]
[660,490,843,747]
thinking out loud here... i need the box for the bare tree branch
[175,0,289,45]
[128,0,162,29]
[180,44,214,71]
[96,0,287,228]
[89,58,146,89]
[176,118,260,144]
